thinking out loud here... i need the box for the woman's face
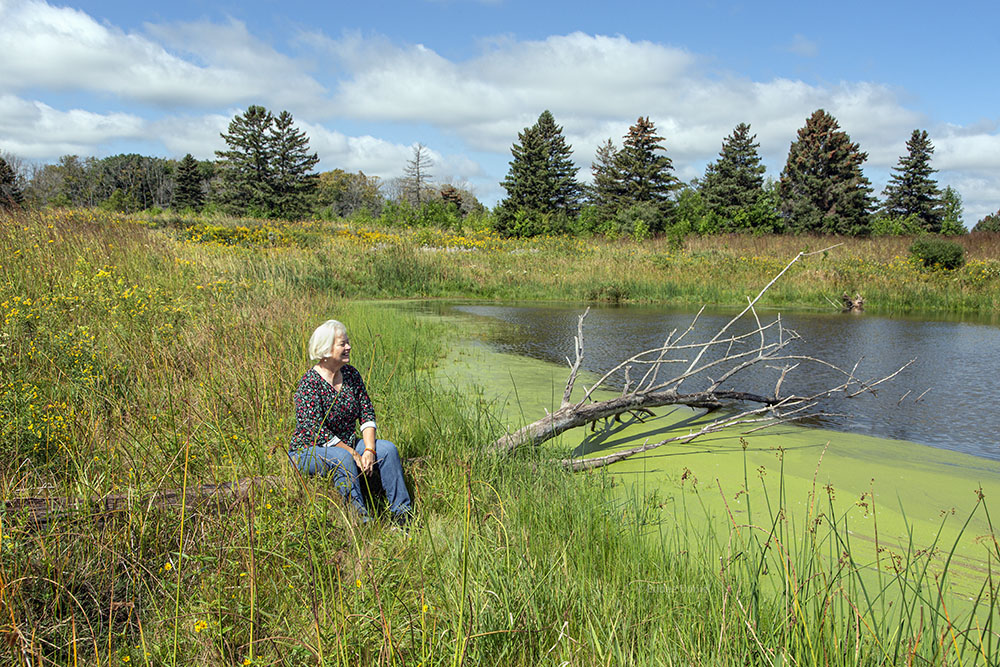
[327,332,351,366]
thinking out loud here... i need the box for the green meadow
[2,208,999,665]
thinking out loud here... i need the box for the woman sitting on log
[288,319,412,525]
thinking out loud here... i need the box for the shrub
[870,213,924,237]
[909,236,965,270]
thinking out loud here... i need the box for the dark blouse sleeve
[289,373,339,451]
[347,365,377,433]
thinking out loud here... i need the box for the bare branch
[488,245,908,462]
[561,307,589,407]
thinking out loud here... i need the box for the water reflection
[434,302,1000,462]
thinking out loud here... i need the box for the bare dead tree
[490,246,912,471]
[403,143,434,206]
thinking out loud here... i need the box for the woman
[289,319,412,524]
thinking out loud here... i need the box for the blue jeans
[289,438,412,520]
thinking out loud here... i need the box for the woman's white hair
[308,319,348,360]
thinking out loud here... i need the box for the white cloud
[0,94,144,158]
[2,2,998,217]
[0,0,327,109]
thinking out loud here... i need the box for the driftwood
[2,476,280,532]
[491,247,911,471]
[841,292,864,312]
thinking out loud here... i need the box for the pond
[419,302,1000,462]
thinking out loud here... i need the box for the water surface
[425,302,1000,462]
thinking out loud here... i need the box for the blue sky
[2,0,998,221]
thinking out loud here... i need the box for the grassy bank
[139,208,1000,316]
[2,207,999,665]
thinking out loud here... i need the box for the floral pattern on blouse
[289,364,377,452]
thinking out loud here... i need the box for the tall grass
[1,208,998,665]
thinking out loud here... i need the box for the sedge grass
[1,207,998,664]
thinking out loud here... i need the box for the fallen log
[490,247,911,470]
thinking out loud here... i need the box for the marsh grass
[1,208,998,665]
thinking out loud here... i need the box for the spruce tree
[590,138,623,220]
[940,186,966,235]
[616,116,678,208]
[778,109,873,235]
[881,129,944,232]
[700,122,766,225]
[172,153,204,211]
[0,156,25,210]
[499,110,582,217]
[269,110,319,219]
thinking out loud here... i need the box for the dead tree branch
[489,246,912,469]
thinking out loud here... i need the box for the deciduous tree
[317,169,383,218]
[778,109,873,235]
[881,129,944,232]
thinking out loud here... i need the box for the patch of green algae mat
[437,337,1000,603]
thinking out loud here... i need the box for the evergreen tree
[616,116,678,208]
[778,109,873,235]
[499,110,582,223]
[589,138,623,219]
[215,105,318,219]
[269,110,319,219]
[173,153,205,211]
[0,156,25,210]
[700,122,766,225]
[881,129,944,232]
[216,105,275,216]
[940,186,966,235]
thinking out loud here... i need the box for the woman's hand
[359,448,376,474]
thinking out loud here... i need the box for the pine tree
[700,122,766,225]
[269,110,319,219]
[778,109,874,235]
[616,116,678,207]
[499,110,582,218]
[881,129,944,232]
[590,138,623,219]
[0,156,25,210]
[216,105,274,216]
[172,153,204,211]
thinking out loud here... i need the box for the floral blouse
[289,364,377,452]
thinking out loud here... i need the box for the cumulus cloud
[0,94,144,158]
[0,0,326,109]
[2,1,998,215]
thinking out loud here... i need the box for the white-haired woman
[289,319,412,524]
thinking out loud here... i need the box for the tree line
[3,105,998,234]
[496,109,973,238]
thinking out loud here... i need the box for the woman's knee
[297,446,357,476]
[377,439,399,459]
